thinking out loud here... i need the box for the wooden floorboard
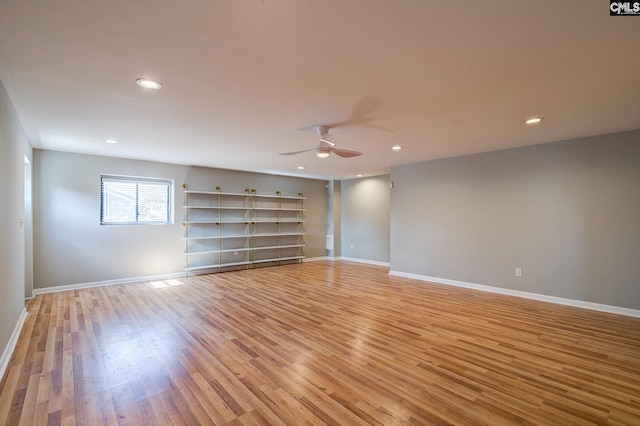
[1,261,639,425]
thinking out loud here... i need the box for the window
[100,175,173,225]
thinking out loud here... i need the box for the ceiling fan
[279,125,363,158]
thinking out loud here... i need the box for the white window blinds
[100,175,173,225]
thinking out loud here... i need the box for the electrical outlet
[234,250,238,256]
[515,268,522,277]
[350,243,354,249]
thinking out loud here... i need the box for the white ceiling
[1,1,639,180]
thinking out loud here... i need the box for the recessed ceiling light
[392,145,403,151]
[104,139,119,144]
[297,166,305,170]
[356,174,363,177]
[136,78,162,90]
[525,117,543,125]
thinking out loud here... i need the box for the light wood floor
[1,261,639,425]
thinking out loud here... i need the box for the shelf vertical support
[183,184,189,276]
[245,188,254,269]
[217,186,222,272]
[251,189,257,268]
[276,191,282,264]
[299,192,304,263]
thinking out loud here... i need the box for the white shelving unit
[182,186,305,275]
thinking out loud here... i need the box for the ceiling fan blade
[279,147,316,156]
[332,149,363,158]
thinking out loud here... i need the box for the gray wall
[34,150,327,288]
[340,174,390,263]
[390,130,640,310]
[0,80,31,359]
[326,180,342,258]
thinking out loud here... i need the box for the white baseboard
[389,270,640,318]
[0,307,28,382]
[33,263,637,317]
[33,271,187,296]
[338,257,391,267]
[32,260,332,294]
[303,256,330,263]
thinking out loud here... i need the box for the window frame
[100,174,174,226]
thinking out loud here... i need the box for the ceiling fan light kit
[316,146,331,158]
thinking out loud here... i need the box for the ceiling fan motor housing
[316,126,335,146]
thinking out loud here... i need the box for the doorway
[24,156,33,298]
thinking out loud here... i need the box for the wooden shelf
[253,207,306,211]
[183,235,250,240]
[183,186,305,275]
[253,256,305,264]
[254,219,305,223]
[184,190,248,197]
[183,260,253,271]
[254,244,305,251]
[183,220,251,224]
[253,194,305,200]
[183,247,253,255]
[255,232,305,238]
[183,206,251,210]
